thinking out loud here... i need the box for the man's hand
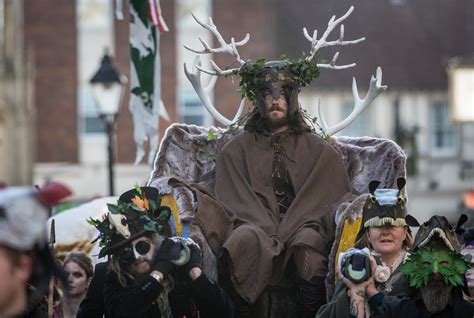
[152,238,175,277]
[182,238,203,280]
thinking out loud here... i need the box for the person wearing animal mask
[353,214,474,318]
[317,178,412,318]
[90,186,232,318]
[458,227,474,300]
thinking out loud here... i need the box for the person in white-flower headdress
[317,178,413,318]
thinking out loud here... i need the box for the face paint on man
[129,236,158,275]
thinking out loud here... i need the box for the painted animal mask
[401,214,470,288]
[355,177,407,242]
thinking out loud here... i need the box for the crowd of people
[1,58,474,318]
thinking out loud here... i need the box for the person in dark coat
[349,215,474,318]
[89,187,232,318]
[194,60,354,318]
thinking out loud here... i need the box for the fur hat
[0,183,71,250]
[0,183,71,293]
[355,178,408,242]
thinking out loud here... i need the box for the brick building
[2,0,474,218]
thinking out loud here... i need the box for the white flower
[374,265,390,283]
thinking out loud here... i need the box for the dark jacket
[317,264,409,318]
[372,288,474,318]
[18,285,48,318]
[195,131,353,303]
[77,262,108,318]
[104,268,232,318]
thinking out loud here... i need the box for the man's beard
[128,253,156,278]
[129,258,153,278]
[266,105,288,130]
[420,279,452,314]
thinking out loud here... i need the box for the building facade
[1,0,473,223]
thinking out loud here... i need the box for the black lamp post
[89,50,127,196]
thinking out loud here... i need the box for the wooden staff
[47,219,56,318]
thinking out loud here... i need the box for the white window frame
[178,89,213,127]
[429,100,457,157]
[77,0,113,137]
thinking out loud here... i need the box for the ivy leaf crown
[229,55,320,102]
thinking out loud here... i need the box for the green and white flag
[129,0,169,165]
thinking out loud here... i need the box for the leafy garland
[302,109,330,141]
[400,241,469,288]
[205,57,327,141]
[229,57,320,102]
[87,186,169,250]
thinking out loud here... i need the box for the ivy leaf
[87,218,98,226]
[208,131,217,141]
[149,199,157,212]
[144,222,157,232]
[158,208,171,222]
[131,204,143,212]
[107,204,119,214]
[135,186,142,196]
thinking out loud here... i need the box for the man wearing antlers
[184,7,387,317]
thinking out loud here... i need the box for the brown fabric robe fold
[194,131,353,303]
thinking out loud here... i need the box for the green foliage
[301,109,330,140]
[229,58,320,102]
[88,188,170,253]
[401,242,469,288]
[87,216,113,248]
[53,201,77,214]
[207,131,218,141]
[287,58,320,87]
[158,208,171,222]
[231,58,267,102]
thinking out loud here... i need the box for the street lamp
[89,50,127,196]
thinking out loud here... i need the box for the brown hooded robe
[194,131,353,303]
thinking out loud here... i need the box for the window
[340,101,370,137]
[79,86,104,133]
[179,92,211,126]
[77,0,113,135]
[430,101,456,155]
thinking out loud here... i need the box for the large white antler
[184,12,249,76]
[184,13,250,126]
[184,56,245,126]
[303,6,365,70]
[318,67,388,135]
